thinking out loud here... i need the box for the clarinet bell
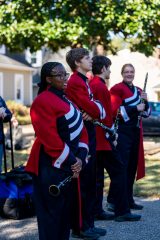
[49,175,72,197]
[49,184,60,197]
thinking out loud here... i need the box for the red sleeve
[31,96,67,160]
[110,84,123,119]
[90,81,113,128]
[66,77,105,120]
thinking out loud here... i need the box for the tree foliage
[0,0,159,55]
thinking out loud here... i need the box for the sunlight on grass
[3,148,160,198]
[2,149,30,172]
[104,156,160,198]
[134,157,160,198]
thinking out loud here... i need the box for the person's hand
[113,140,117,147]
[115,133,118,141]
[0,107,7,119]
[141,92,148,101]
[72,172,80,178]
[113,133,118,146]
[12,116,18,127]
[71,157,82,178]
[82,112,92,121]
[137,103,145,112]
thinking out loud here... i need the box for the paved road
[0,197,160,240]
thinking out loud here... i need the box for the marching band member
[90,56,141,222]
[26,62,88,240]
[66,48,107,239]
[110,63,151,213]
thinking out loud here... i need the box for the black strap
[9,120,14,169]
[2,122,7,174]
[2,120,14,174]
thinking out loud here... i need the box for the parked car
[142,101,160,136]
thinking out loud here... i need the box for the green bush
[6,100,31,125]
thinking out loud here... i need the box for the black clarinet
[114,108,120,133]
[94,120,115,136]
[94,108,120,137]
[49,175,72,197]
[137,72,148,128]
[94,120,118,150]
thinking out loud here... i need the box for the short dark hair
[92,55,111,75]
[121,63,135,75]
[66,48,89,71]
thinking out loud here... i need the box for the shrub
[6,100,31,125]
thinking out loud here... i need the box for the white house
[0,54,34,106]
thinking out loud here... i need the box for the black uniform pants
[32,149,73,240]
[95,150,130,216]
[116,126,140,205]
[79,121,96,231]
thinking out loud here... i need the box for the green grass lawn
[2,149,30,172]
[104,156,160,198]
[3,149,160,198]
[134,157,160,198]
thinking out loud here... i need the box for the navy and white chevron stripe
[93,100,106,120]
[54,103,84,168]
[141,107,151,118]
[120,86,141,122]
[124,87,141,106]
[65,103,83,141]
[86,81,106,120]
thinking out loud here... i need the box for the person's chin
[126,79,133,83]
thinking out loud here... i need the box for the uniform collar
[123,81,134,89]
[93,75,105,84]
[99,77,105,84]
[77,71,88,82]
[48,86,65,98]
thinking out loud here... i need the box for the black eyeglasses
[50,72,70,80]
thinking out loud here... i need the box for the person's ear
[101,66,106,73]
[75,60,80,68]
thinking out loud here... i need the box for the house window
[31,52,37,64]
[0,73,3,97]
[14,74,24,103]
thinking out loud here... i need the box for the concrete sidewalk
[0,197,160,240]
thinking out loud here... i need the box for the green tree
[0,0,159,55]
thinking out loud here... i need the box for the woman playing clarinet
[110,63,151,212]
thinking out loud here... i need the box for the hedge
[6,100,31,125]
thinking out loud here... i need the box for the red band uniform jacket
[25,86,88,234]
[66,71,107,121]
[89,76,113,151]
[26,87,88,176]
[110,82,151,180]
